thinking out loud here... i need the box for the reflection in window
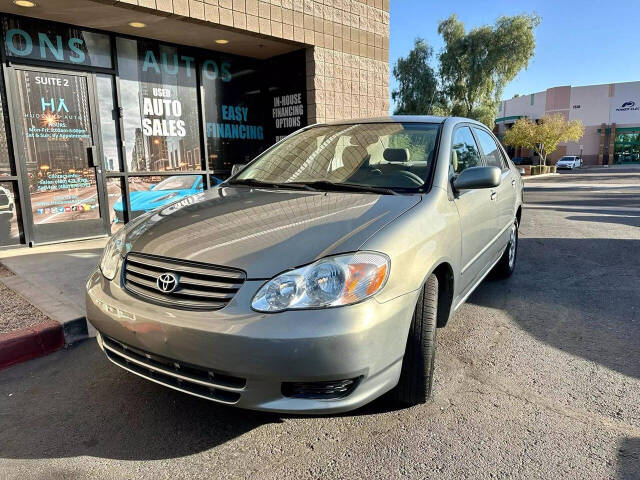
[127,175,204,220]
[451,127,481,174]
[117,38,200,173]
[107,178,124,232]
[473,128,505,169]
[0,182,20,246]
[97,74,121,171]
[236,123,439,189]
[0,64,11,177]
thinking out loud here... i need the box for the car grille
[122,252,246,310]
[101,335,246,404]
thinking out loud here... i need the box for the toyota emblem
[156,272,179,293]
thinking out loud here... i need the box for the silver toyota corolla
[86,116,523,414]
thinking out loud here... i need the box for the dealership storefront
[0,14,309,247]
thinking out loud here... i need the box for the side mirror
[148,183,156,190]
[453,166,501,191]
[231,163,246,176]
[518,168,525,175]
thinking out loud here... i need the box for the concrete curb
[522,173,560,181]
[0,262,89,369]
[0,320,64,370]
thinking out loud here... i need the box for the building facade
[495,81,640,166]
[0,0,390,248]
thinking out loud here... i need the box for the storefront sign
[142,88,186,137]
[272,92,304,142]
[2,16,112,68]
[610,81,640,124]
[206,104,264,140]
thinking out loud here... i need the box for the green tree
[391,38,442,115]
[503,113,585,165]
[438,13,540,127]
[391,14,540,126]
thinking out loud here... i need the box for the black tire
[393,274,438,405]
[492,219,518,279]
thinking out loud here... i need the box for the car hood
[126,186,420,278]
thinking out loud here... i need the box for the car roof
[319,115,492,128]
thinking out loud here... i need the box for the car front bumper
[86,267,419,414]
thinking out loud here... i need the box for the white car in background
[556,156,583,169]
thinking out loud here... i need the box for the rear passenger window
[451,127,481,174]
[473,128,506,170]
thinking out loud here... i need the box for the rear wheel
[492,219,518,279]
[393,274,438,405]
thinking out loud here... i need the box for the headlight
[152,192,179,203]
[99,227,126,280]
[251,252,390,312]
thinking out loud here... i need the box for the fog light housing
[281,376,362,399]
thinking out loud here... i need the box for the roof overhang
[1,0,303,59]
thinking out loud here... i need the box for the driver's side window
[451,127,481,175]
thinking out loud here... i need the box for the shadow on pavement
[0,341,279,461]
[468,237,640,380]
[0,339,402,461]
[617,437,640,480]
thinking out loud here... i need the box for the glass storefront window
[613,131,640,164]
[2,16,112,68]
[201,55,265,173]
[97,74,121,171]
[127,174,204,219]
[106,177,124,232]
[117,38,201,173]
[0,182,20,246]
[13,69,101,225]
[0,65,12,177]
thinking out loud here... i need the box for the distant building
[496,82,640,165]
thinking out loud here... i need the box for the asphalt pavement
[1,168,639,479]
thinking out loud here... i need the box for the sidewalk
[0,238,107,368]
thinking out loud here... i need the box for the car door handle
[490,191,497,201]
[511,179,516,187]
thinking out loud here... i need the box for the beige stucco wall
[111,0,391,124]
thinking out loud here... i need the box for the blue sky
[389,0,640,109]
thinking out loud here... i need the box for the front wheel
[393,274,438,405]
[492,220,518,279]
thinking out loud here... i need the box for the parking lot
[1,168,639,480]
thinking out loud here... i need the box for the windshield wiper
[229,178,399,195]
[228,178,315,191]
[300,181,399,195]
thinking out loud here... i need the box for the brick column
[609,123,616,165]
[598,123,606,165]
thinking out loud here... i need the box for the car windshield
[232,122,440,193]
[153,175,198,191]
[559,157,575,161]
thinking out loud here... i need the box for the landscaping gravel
[0,264,52,334]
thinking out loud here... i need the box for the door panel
[473,127,516,256]
[9,66,109,244]
[450,126,498,293]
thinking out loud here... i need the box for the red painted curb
[0,320,64,370]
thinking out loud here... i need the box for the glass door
[7,65,109,244]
